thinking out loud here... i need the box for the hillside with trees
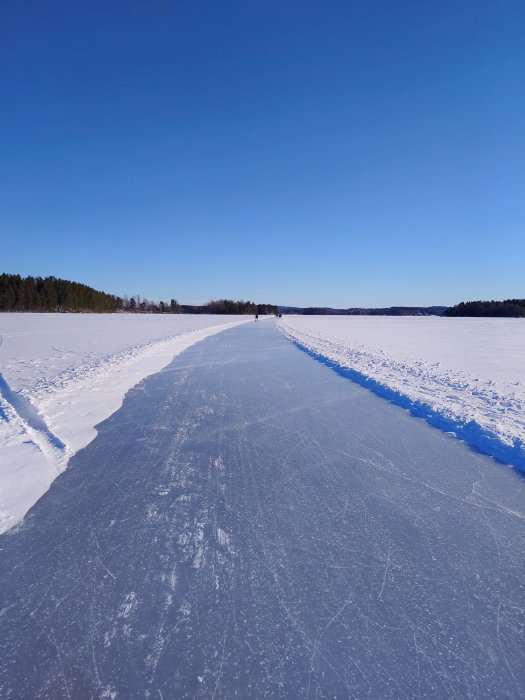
[0,273,277,315]
[0,274,120,312]
[445,299,525,318]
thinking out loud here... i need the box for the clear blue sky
[1,1,524,307]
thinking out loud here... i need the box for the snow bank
[278,316,525,472]
[0,313,250,533]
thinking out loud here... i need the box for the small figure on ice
[255,313,259,322]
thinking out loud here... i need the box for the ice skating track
[1,322,523,698]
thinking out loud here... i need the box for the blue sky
[1,1,524,307]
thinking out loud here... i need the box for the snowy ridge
[0,371,71,471]
[278,319,525,473]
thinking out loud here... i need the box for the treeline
[190,299,277,315]
[346,306,447,316]
[121,298,277,315]
[0,273,277,315]
[282,305,447,316]
[445,299,525,318]
[0,273,119,312]
[123,296,181,313]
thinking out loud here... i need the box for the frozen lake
[1,322,523,698]
[279,315,525,471]
[0,313,250,533]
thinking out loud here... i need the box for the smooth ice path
[0,322,524,698]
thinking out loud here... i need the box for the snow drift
[278,316,525,473]
[0,313,250,533]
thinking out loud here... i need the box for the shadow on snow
[291,340,525,475]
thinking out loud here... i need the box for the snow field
[278,316,525,472]
[0,313,251,533]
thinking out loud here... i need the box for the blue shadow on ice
[291,340,525,475]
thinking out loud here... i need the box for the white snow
[278,316,525,471]
[0,313,250,533]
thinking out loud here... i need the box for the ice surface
[0,313,251,532]
[278,316,525,471]
[0,323,523,698]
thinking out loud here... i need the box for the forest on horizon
[1,273,523,317]
[0,274,277,315]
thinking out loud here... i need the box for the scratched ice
[0,323,524,698]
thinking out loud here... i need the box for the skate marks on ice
[0,323,524,698]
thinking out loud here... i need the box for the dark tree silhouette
[445,299,525,318]
[0,274,119,312]
[0,273,278,316]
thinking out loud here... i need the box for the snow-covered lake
[0,313,250,532]
[2,312,523,534]
[279,316,525,471]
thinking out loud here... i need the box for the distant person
[255,313,258,322]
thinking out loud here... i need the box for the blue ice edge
[291,339,525,475]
